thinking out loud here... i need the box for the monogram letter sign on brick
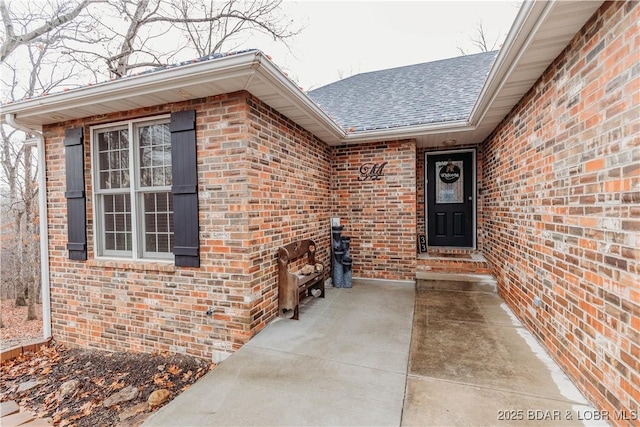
[358,161,388,181]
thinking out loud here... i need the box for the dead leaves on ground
[0,342,212,427]
[0,301,43,349]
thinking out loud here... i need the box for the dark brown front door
[426,151,474,247]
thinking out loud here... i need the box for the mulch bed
[1,299,214,426]
[0,342,212,426]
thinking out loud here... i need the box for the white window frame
[90,114,173,261]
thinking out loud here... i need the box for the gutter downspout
[5,113,51,340]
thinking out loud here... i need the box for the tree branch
[1,0,101,62]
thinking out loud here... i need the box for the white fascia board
[3,50,347,144]
[2,51,262,121]
[468,0,603,126]
[253,56,346,143]
[343,120,473,144]
[468,0,552,125]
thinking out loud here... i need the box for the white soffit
[2,54,256,126]
[2,0,604,147]
[463,0,604,146]
[343,0,604,147]
[2,51,345,144]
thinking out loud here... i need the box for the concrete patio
[144,277,606,426]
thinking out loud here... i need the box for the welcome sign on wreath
[436,159,463,204]
[439,160,461,183]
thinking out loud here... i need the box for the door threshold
[426,246,476,251]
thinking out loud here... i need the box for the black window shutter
[64,127,87,261]
[170,110,200,267]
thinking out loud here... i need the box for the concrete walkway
[144,279,414,426]
[144,277,605,427]
[403,279,606,427]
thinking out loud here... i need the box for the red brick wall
[43,91,331,361]
[331,140,416,281]
[482,1,639,421]
[244,94,331,331]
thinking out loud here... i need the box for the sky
[1,1,521,100]
[247,1,522,91]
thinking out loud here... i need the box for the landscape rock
[118,402,149,421]
[103,385,139,408]
[147,389,171,407]
[17,380,43,393]
[59,379,80,399]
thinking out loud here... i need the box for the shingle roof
[307,51,497,132]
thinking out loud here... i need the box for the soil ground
[1,300,213,426]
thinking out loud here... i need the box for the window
[92,116,173,260]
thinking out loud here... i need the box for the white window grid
[91,115,173,261]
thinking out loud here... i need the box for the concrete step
[415,272,497,293]
[1,411,35,427]
[416,252,492,275]
[0,401,52,427]
[0,401,20,417]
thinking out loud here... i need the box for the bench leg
[282,308,295,319]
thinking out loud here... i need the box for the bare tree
[22,143,39,320]
[336,64,360,82]
[0,0,99,63]
[0,124,38,318]
[0,89,39,313]
[2,0,299,80]
[457,20,500,55]
[0,125,25,304]
[178,0,298,58]
[69,0,300,78]
[1,2,86,319]
[1,0,300,324]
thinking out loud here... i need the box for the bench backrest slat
[278,239,316,265]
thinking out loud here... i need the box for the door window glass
[435,159,464,204]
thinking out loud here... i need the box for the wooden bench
[278,239,325,320]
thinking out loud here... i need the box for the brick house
[2,0,638,420]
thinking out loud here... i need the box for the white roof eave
[3,0,605,147]
[468,0,604,129]
[343,120,473,144]
[2,50,345,144]
[348,0,603,147]
[3,51,259,124]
